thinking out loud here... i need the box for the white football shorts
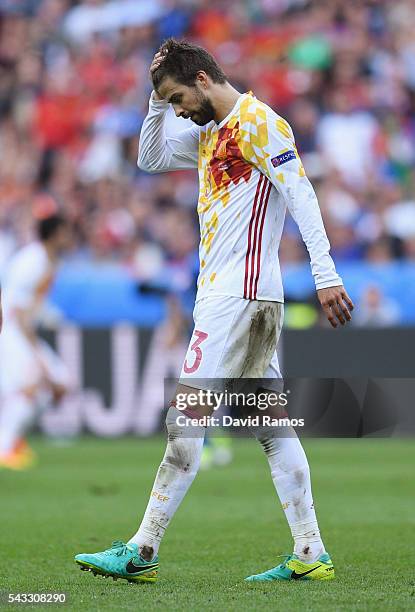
[179,296,283,389]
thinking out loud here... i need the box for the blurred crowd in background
[1,0,415,326]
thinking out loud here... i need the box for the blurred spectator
[353,285,401,327]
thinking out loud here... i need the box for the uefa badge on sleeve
[271,150,296,167]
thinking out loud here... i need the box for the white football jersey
[138,91,342,303]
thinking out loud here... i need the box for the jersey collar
[215,91,254,130]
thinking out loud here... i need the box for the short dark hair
[152,38,227,90]
[37,214,67,241]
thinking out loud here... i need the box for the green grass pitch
[0,437,414,611]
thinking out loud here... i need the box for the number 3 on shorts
[183,329,208,374]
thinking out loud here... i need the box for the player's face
[157,76,216,126]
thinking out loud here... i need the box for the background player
[0,214,71,469]
[75,39,353,583]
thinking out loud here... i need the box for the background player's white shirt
[138,92,342,303]
[1,242,54,326]
[0,243,69,395]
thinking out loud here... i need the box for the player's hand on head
[149,51,166,100]
[150,51,164,75]
[317,285,354,328]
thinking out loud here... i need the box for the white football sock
[291,520,325,562]
[0,393,34,456]
[129,407,205,560]
[251,425,325,563]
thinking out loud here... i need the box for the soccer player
[75,39,354,583]
[0,214,71,469]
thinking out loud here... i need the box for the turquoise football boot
[245,552,335,582]
[75,541,159,583]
